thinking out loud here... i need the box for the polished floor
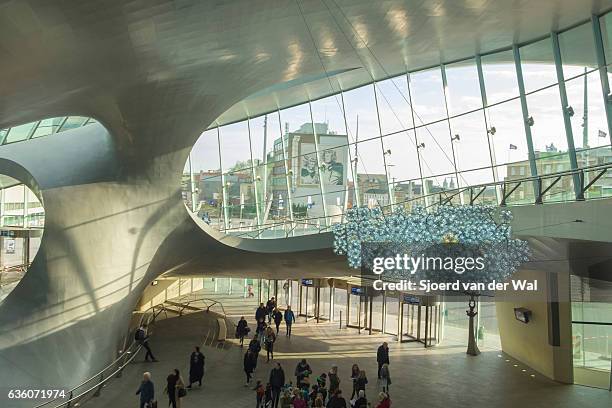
[88,292,612,408]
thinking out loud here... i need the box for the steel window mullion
[551,32,582,200]
[406,72,428,207]
[276,109,295,234]
[308,101,329,226]
[440,64,463,204]
[27,120,42,140]
[246,118,262,230]
[513,45,541,200]
[340,91,360,208]
[591,15,612,148]
[217,126,230,230]
[476,55,502,205]
[372,82,395,210]
[56,116,69,133]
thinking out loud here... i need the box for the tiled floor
[88,292,612,408]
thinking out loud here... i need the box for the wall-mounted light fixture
[487,126,496,135]
[417,142,425,149]
[451,134,460,141]
[526,116,534,126]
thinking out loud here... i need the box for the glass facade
[0,116,96,145]
[184,13,612,237]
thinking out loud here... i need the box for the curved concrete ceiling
[0,0,610,141]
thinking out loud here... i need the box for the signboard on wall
[403,294,420,305]
[301,279,314,286]
[5,239,15,254]
[351,286,365,296]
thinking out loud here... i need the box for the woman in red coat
[375,392,391,408]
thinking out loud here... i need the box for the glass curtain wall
[185,12,612,237]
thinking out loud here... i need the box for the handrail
[33,294,229,408]
[221,161,612,238]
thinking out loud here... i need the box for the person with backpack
[135,324,158,362]
[264,326,277,362]
[273,308,283,334]
[236,316,250,347]
[284,306,296,337]
[269,362,285,408]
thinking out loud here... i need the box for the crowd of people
[134,323,206,408]
[134,296,394,408]
[241,298,394,408]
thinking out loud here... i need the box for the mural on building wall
[298,136,346,186]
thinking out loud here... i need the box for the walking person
[266,297,276,323]
[328,365,340,396]
[273,308,283,334]
[284,306,295,337]
[237,316,250,347]
[164,369,183,408]
[379,364,391,395]
[244,350,257,386]
[355,370,368,396]
[269,362,285,408]
[349,364,360,400]
[187,346,205,388]
[248,335,262,370]
[264,326,277,362]
[136,372,155,408]
[256,303,267,322]
[376,342,389,379]
[135,323,158,362]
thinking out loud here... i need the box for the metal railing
[33,294,228,408]
[0,263,30,288]
[220,162,612,239]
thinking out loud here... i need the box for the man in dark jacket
[272,309,283,334]
[269,362,285,408]
[266,297,276,322]
[136,372,155,408]
[243,350,256,386]
[376,342,390,379]
[248,336,261,369]
[284,306,295,337]
[256,303,267,322]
